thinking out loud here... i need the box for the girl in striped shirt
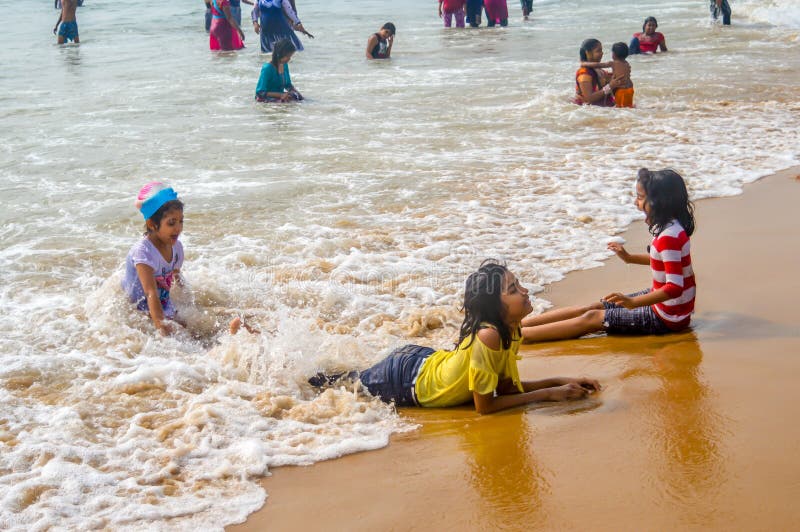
[523,168,696,341]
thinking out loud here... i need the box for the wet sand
[229,168,800,531]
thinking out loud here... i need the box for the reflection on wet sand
[637,334,726,523]
[525,331,727,526]
[460,412,547,530]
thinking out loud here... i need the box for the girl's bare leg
[522,309,606,343]
[522,301,604,327]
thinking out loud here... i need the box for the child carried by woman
[581,42,634,108]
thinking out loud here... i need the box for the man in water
[710,0,731,25]
[53,0,80,43]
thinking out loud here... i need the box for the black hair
[456,259,516,351]
[270,39,297,67]
[612,42,629,60]
[144,199,183,235]
[382,22,396,35]
[579,38,601,61]
[642,16,658,32]
[637,168,695,237]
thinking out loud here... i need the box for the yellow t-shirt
[414,326,524,408]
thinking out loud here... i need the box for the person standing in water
[366,23,395,59]
[710,0,731,25]
[520,0,533,21]
[53,0,79,44]
[483,0,508,27]
[252,0,313,54]
[209,0,245,51]
[439,0,466,28]
[466,0,483,27]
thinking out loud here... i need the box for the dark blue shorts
[58,21,79,42]
[602,289,672,335]
[359,344,435,407]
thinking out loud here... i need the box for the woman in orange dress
[574,38,620,107]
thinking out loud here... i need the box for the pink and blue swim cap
[135,182,179,220]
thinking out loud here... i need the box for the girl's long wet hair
[637,168,695,237]
[456,260,515,350]
[642,16,658,32]
[270,39,296,67]
[579,38,601,61]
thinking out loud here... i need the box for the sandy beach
[230,167,800,531]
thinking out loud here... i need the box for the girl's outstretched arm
[473,383,593,415]
[603,287,671,310]
[517,377,600,393]
[608,242,650,265]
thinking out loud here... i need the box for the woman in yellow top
[310,260,600,414]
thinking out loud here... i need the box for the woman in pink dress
[209,0,245,51]
[483,0,508,27]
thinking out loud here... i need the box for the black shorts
[358,345,435,406]
[602,289,672,335]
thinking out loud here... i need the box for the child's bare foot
[229,316,261,335]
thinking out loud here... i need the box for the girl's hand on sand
[607,242,630,262]
[548,383,589,401]
[565,377,601,392]
[603,292,636,309]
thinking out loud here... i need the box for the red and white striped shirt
[650,220,695,330]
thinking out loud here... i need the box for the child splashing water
[121,182,186,336]
[308,260,600,414]
[522,169,696,342]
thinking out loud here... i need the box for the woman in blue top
[255,39,304,102]
[251,0,313,54]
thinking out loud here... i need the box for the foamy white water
[1,0,799,529]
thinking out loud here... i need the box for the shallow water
[1,0,799,529]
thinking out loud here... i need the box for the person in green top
[309,260,600,414]
[255,39,304,102]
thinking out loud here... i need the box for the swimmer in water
[53,0,79,44]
